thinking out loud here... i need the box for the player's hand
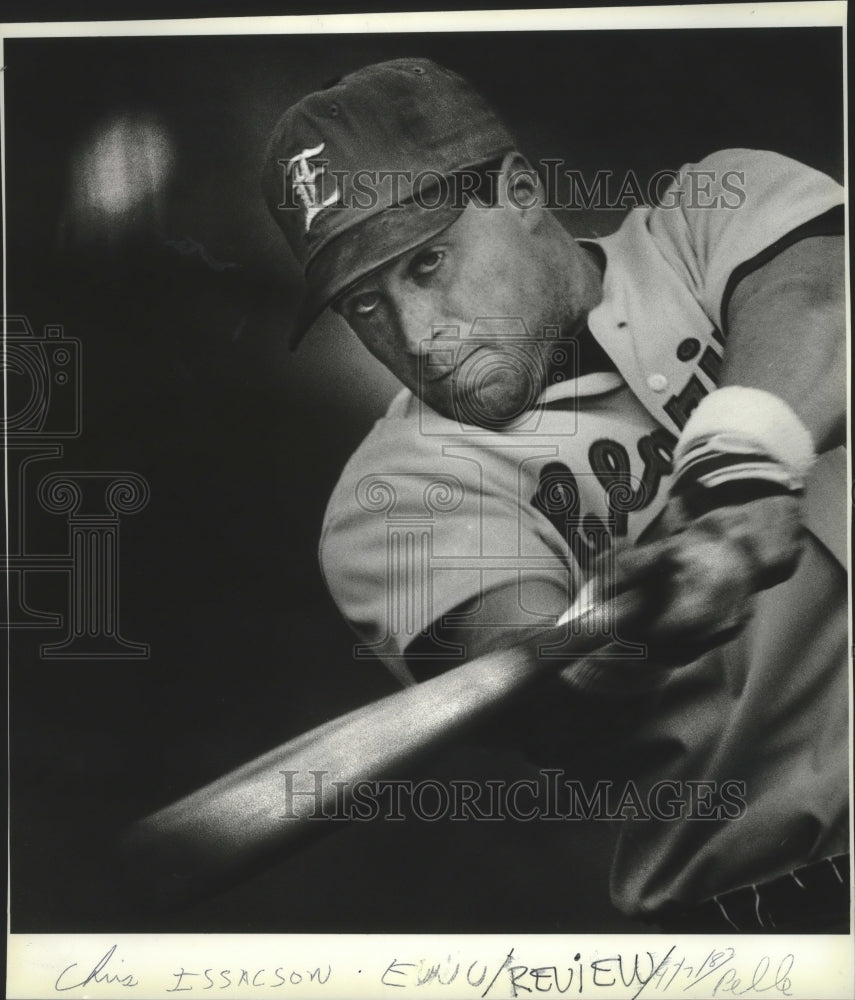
[597,493,805,667]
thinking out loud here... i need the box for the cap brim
[289,198,462,349]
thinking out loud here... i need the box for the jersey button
[677,337,701,361]
[647,373,668,393]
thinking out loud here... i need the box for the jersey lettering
[589,428,676,536]
[532,461,611,568]
[698,345,722,384]
[531,429,676,565]
[664,374,709,430]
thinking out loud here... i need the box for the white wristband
[672,386,816,493]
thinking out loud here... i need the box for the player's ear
[496,151,545,217]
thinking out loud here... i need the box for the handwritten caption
[50,942,797,997]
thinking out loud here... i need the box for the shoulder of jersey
[647,147,842,232]
[328,388,472,490]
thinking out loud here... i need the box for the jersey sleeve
[647,148,843,331]
[319,402,576,682]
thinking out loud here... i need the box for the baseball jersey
[319,149,847,914]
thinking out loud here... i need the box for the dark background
[5,25,844,932]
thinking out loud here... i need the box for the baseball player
[262,59,848,932]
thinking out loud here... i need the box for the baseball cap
[261,58,516,348]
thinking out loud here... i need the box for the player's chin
[442,371,541,430]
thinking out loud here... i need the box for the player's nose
[392,287,458,356]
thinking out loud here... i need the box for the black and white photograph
[3,5,852,998]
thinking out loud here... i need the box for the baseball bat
[119,590,638,910]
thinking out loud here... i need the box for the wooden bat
[119,591,638,910]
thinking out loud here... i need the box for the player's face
[334,179,594,428]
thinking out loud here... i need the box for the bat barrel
[118,596,634,910]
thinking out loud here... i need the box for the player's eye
[349,291,381,317]
[410,248,445,278]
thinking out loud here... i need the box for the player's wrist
[670,386,816,513]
